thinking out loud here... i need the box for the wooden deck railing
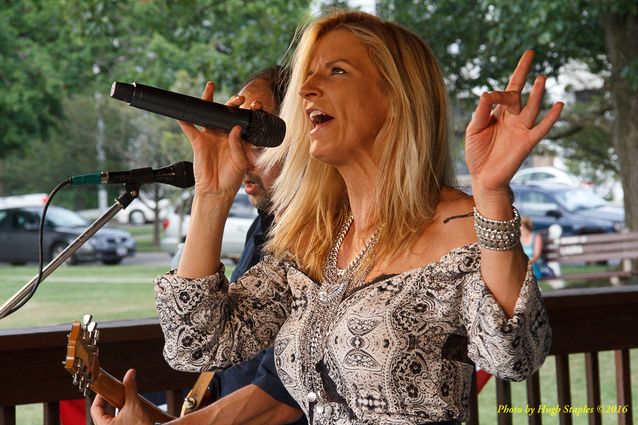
[0,318,197,424]
[1,286,636,425]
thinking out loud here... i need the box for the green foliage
[376,0,610,95]
[376,0,637,185]
[318,0,356,15]
[1,0,312,204]
[52,0,311,95]
[0,2,65,154]
[0,94,140,208]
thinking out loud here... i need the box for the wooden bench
[540,231,638,283]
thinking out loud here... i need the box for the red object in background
[60,399,85,425]
[476,368,493,393]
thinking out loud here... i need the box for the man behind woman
[95,10,560,425]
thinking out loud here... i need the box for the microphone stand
[0,185,141,320]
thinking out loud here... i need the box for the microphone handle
[70,168,154,185]
[106,168,155,185]
[129,83,253,136]
[70,162,194,189]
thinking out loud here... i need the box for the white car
[512,166,583,187]
[0,193,49,209]
[115,193,170,225]
[160,189,257,261]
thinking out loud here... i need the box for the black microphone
[110,82,286,148]
[70,161,195,188]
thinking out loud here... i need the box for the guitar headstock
[64,314,100,396]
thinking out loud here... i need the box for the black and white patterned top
[155,243,551,424]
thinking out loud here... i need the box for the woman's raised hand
[465,50,564,195]
[178,82,250,198]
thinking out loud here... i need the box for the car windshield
[554,189,608,212]
[41,207,88,227]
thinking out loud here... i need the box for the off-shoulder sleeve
[461,262,552,381]
[154,255,292,372]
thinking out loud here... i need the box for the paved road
[124,251,173,267]
[122,251,236,268]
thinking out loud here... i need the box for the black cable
[6,178,72,316]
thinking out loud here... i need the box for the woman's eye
[331,67,346,75]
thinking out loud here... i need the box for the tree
[0,94,140,209]
[377,0,638,229]
[0,1,65,157]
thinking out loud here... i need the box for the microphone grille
[246,111,286,148]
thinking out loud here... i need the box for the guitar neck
[93,368,175,423]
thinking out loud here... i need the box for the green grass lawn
[477,351,638,424]
[0,263,235,329]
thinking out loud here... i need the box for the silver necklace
[318,215,381,304]
[307,215,382,407]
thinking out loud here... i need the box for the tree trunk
[603,13,638,230]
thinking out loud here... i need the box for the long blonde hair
[261,11,455,281]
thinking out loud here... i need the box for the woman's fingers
[178,120,201,142]
[485,91,522,115]
[530,102,564,142]
[226,95,245,108]
[201,81,215,101]
[228,125,249,170]
[520,75,547,128]
[467,92,495,134]
[249,100,264,111]
[506,50,534,92]
[468,90,521,134]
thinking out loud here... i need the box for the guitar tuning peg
[91,329,100,348]
[87,321,97,334]
[73,359,83,384]
[82,314,93,327]
[74,368,83,386]
[82,371,94,396]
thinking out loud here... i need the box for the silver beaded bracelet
[473,206,521,251]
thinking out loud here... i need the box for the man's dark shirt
[214,210,307,424]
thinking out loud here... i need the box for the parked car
[512,166,584,187]
[511,184,625,237]
[114,193,169,225]
[0,205,136,265]
[0,193,50,208]
[160,189,257,261]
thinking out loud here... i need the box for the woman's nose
[299,74,321,99]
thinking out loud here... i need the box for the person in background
[520,216,544,280]
[202,66,306,425]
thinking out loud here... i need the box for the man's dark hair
[244,66,291,114]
